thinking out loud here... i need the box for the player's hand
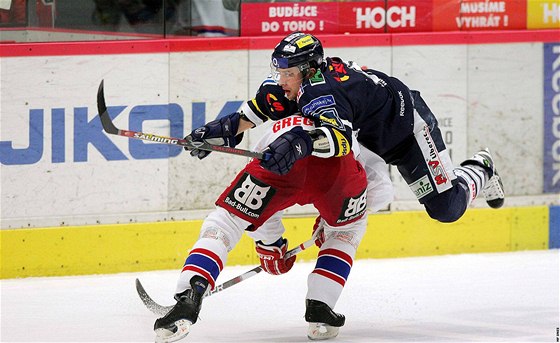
[184,112,244,159]
[260,127,312,175]
[255,238,296,275]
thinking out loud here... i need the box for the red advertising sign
[433,0,527,31]
[241,1,529,36]
[337,1,386,34]
[338,1,434,33]
[240,2,339,36]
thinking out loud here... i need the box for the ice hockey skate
[461,148,505,209]
[154,276,208,343]
[305,299,345,340]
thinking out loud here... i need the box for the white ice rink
[1,249,559,342]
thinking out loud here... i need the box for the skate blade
[154,319,191,343]
[307,322,339,340]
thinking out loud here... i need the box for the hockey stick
[96,80,270,161]
[136,232,319,316]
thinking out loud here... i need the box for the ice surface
[1,250,558,342]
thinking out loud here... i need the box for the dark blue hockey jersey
[244,57,416,162]
[297,57,415,162]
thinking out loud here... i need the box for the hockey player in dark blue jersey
[248,31,504,223]
[162,31,506,342]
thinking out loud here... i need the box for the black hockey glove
[184,112,244,160]
[260,127,312,175]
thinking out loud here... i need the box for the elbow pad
[252,83,298,121]
[309,128,351,158]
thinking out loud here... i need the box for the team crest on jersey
[301,95,344,130]
[301,95,336,116]
[223,173,276,219]
[316,108,345,130]
[309,69,325,86]
[337,188,367,224]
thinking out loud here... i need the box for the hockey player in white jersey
[153,104,392,342]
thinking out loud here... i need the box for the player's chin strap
[136,228,322,316]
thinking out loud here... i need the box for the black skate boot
[154,276,209,343]
[461,148,505,209]
[305,299,345,340]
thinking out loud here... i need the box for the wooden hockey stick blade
[135,232,319,316]
[96,80,270,160]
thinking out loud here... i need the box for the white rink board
[1,54,172,224]
[0,41,548,228]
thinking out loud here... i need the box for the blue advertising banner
[543,42,560,194]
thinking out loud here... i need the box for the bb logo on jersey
[224,173,276,219]
[337,188,367,224]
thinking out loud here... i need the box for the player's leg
[155,160,303,341]
[305,215,367,340]
[356,145,394,212]
[154,206,250,341]
[457,148,505,209]
[305,154,368,340]
[399,91,504,223]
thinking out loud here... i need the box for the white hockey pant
[357,144,394,213]
[175,207,250,294]
[306,215,367,309]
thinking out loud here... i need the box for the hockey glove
[255,237,296,275]
[184,112,244,160]
[260,126,312,175]
[312,216,326,248]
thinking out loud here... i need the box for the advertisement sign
[337,0,386,34]
[337,0,433,33]
[433,0,527,31]
[240,1,433,36]
[527,0,560,29]
[543,42,560,194]
[240,2,339,36]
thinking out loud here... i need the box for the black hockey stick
[136,232,319,316]
[96,80,270,160]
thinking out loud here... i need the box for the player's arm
[307,124,352,158]
[241,79,298,126]
[298,92,354,158]
[185,79,296,159]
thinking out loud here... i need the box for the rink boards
[1,205,558,278]
[1,30,559,278]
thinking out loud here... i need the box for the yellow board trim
[0,206,549,279]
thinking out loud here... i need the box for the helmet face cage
[271,32,323,79]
